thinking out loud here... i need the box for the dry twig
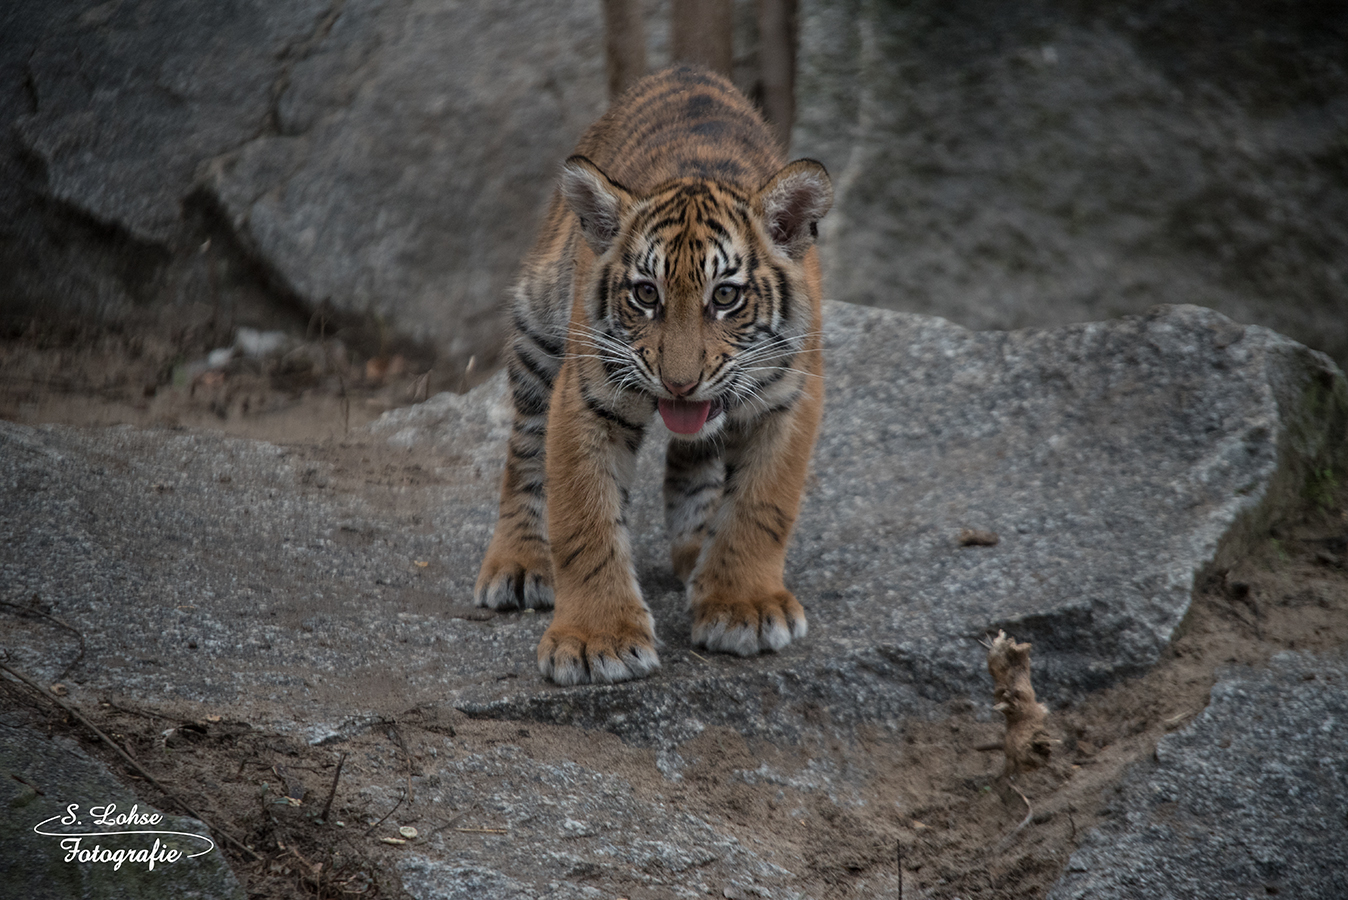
[321,752,346,824]
[363,788,406,837]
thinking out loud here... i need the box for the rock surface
[1049,651,1348,900]
[0,719,245,899]
[204,0,606,364]
[3,301,1347,897]
[394,745,797,900]
[4,0,606,370]
[793,0,1348,366]
[3,303,1344,749]
[16,0,325,245]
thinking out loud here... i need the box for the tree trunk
[756,0,797,152]
[603,0,648,100]
[671,0,734,78]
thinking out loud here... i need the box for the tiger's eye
[712,284,741,308]
[634,282,659,307]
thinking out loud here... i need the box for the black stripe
[513,347,556,390]
[754,368,786,389]
[579,547,616,585]
[637,192,687,226]
[645,215,684,234]
[639,243,659,277]
[513,418,547,437]
[705,358,728,389]
[703,217,731,241]
[595,263,612,322]
[514,310,564,357]
[759,393,802,418]
[508,440,542,461]
[511,382,550,418]
[677,479,723,497]
[753,520,784,544]
[582,389,644,433]
[772,266,792,325]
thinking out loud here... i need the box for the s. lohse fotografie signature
[33,802,217,872]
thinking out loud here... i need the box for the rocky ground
[3,303,1346,899]
[4,2,1347,897]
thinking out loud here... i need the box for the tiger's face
[561,157,832,439]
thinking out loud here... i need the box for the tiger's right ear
[559,156,633,255]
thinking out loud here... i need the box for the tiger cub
[474,65,832,685]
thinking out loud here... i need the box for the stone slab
[205,0,606,364]
[1049,651,1348,900]
[16,0,326,245]
[2,303,1343,751]
[7,0,606,369]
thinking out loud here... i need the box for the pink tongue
[658,398,712,434]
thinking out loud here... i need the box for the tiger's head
[559,156,833,439]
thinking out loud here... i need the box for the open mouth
[657,397,725,435]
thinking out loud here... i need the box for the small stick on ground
[994,782,1035,851]
[321,752,345,824]
[984,630,1052,777]
[363,788,406,837]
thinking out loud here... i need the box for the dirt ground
[2,312,1347,899]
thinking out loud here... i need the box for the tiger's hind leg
[474,329,559,610]
[663,437,724,583]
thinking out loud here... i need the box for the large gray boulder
[3,301,1346,897]
[204,0,606,365]
[16,0,325,245]
[5,0,606,370]
[793,0,1348,367]
[1049,651,1348,900]
[3,303,1343,748]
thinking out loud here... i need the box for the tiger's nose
[663,379,699,398]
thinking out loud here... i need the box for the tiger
[473,65,832,686]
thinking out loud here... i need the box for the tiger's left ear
[756,159,833,260]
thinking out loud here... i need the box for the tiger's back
[475,66,833,686]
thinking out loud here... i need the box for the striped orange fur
[474,66,832,685]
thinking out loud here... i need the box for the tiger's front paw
[475,544,554,611]
[691,588,807,656]
[537,617,660,686]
